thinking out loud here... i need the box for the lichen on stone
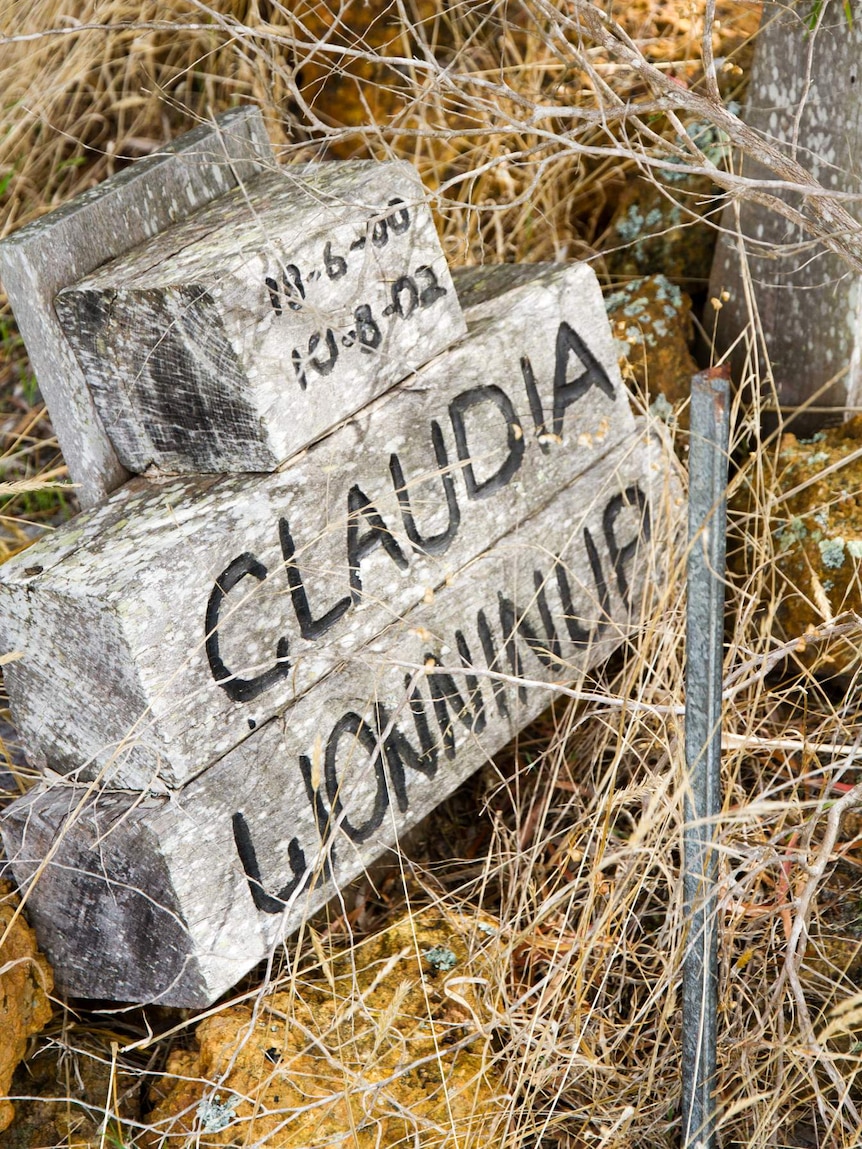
[604,274,696,410]
[603,160,717,282]
[776,516,808,551]
[649,393,674,422]
[654,277,683,308]
[424,945,458,972]
[614,203,645,243]
[197,1092,241,1133]
[769,416,862,673]
[818,536,846,569]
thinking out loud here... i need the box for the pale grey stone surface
[0,423,684,1006]
[56,162,466,473]
[0,262,635,790]
[709,4,862,424]
[0,106,275,506]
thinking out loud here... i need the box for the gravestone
[0,262,635,790]
[55,162,465,472]
[708,4,862,427]
[0,129,686,1007]
[0,106,275,505]
[0,423,683,1006]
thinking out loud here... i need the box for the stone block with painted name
[0,106,275,506]
[54,161,465,473]
[709,4,862,426]
[0,422,683,1006]
[0,262,635,790]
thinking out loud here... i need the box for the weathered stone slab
[709,4,862,427]
[0,106,275,506]
[0,424,683,1006]
[55,163,465,473]
[0,262,635,790]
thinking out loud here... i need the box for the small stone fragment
[0,881,54,1134]
[424,944,458,972]
[604,274,697,408]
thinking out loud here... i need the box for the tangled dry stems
[2,1,862,1146]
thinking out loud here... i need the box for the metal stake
[682,366,730,1149]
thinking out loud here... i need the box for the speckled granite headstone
[0,106,275,506]
[709,4,862,428]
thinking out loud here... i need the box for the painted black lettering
[388,275,419,319]
[520,355,550,452]
[389,420,460,557]
[496,592,556,680]
[324,240,347,279]
[552,322,615,437]
[387,197,410,233]
[232,812,308,914]
[308,329,338,375]
[404,671,434,758]
[449,385,525,500]
[603,485,650,608]
[406,673,439,759]
[278,518,351,640]
[371,217,388,247]
[324,712,389,843]
[374,697,437,813]
[283,264,305,311]
[267,268,305,314]
[354,304,381,353]
[205,553,290,703]
[298,753,337,879]
[477,609,509,718]
[265,276,282,316]
[425,654,476,760]
[584,528,612,631]
[555,556,590,647]
[497,595,526,703]
[291,348,307,391]
[554,528,612,648]
[455,629,487,735]
[534,569,562,662]
[346,485,409,603]
[497,588,560,705]
[416,265,447,308]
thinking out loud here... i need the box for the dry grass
[4,1,862,1147]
